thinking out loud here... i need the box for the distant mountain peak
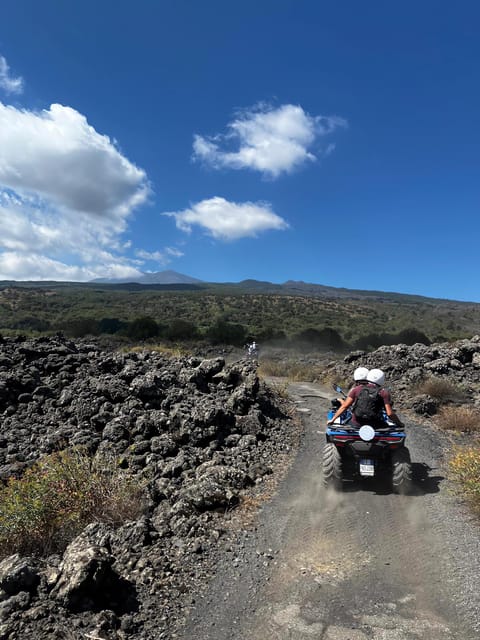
[91,270,203,285]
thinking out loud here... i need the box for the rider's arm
[327,396,354,424]
[380,389,404,427]
[384,403,404,428]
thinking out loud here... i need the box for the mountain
[91,270,204,285]
[0,274,470,305]
[212,279,457,303]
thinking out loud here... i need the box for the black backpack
[353,386,384,424]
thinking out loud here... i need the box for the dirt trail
[181,381,480,640]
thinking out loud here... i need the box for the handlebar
[332,383,347,399]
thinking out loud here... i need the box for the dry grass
[435,405,479,434]
[258,358,323,382]
[264,379,290,399]
[416,376,467,402]
[320,372,351,394]
[449,446,480,514]
[122,343,190,357]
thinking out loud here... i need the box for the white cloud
[136,247,185,265]
[165,247,185,258]
[0,101,151,280]
[0,102,149,221]
[0,251,142,282]
[164,196,289,241]
[0,56,23,94]
[193,103,347,178]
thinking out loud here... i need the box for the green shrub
[0,449,146,557]
[256,327,287,343]
[99,317,128,334]
[353,328,430,350]
[126,316,160,341]
[164,319,198,341]
[206,319,246,346]
[14,316,51,332]
[62,318,100,338]
[353,332,384,350]
[396,328,431,346]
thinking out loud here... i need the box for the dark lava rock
[323,336,480,406]
[51,525,138,615]
[0,555,40,596]
[412,394,439,416]
[0,335,294,639]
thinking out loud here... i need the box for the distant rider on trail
[246,341,258,358]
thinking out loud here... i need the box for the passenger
[327,368,404,428]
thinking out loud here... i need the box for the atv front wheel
[323,442,342,489]
[391,447,412,494]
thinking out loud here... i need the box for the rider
[327,368,404,428]
[330,366,369,416]
[351,366,369,389]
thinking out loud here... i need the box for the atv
[323,384,412,493]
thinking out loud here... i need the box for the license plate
[359,459,375,476]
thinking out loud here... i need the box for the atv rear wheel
[323,442,342,489]
[391,447,412,494]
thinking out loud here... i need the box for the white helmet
[353,366,369,382]
[367,368,385,386]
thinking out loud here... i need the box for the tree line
[5,315,432,351]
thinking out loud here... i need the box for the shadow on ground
[337,462,444,496]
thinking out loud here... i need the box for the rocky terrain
[0,335,296,640]
[0,333,479,640]
[322,335,480,415]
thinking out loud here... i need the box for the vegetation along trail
[182,380,480,640]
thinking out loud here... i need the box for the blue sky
[0,1,479,301]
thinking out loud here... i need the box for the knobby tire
[323,442,342,489]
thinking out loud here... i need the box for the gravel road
[181,380,480,640]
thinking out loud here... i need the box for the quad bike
[245,343,259,359]
[323,384,412,493]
